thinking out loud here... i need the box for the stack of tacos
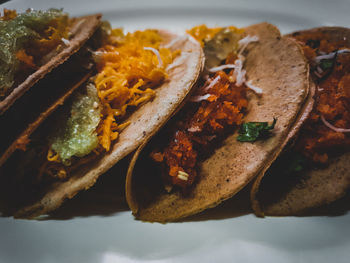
[2,8,349,221]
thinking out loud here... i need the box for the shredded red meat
[151,65,248,189]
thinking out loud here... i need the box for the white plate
[1,0,350,262]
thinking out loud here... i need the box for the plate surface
[1,0,350,262]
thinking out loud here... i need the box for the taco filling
[290,31,350,164]
[150,25,263,190]
[0,20,203,217]
[37,28,179,181]
[126,22,309,222]
[0,8,72,98]
[250,27,350,217]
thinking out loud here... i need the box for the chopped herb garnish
[237,118,277,142]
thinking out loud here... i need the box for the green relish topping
[50,84,101,165]
[0,8,68,96]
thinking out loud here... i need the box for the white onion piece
[314,49,350,62]
[245,80,263,95]
[61,38,70,45]
[238,35,259,46]
[204,75,221,92]
[315,53,336,62]
[144,47,163,67]
[321,115,350,133]
[209,64,236,73]
[190,94,212,102]
[188,126,201,132]
[93,50,109,56]
[233,58,246,86]
[317,85,324,92]
[238,35,259,56]
[91,50,109,63]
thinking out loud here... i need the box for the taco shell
[0,30,204,218]
[251,27,350,216]
[0,13,102,170]
[126,22,310,222]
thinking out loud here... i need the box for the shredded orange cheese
[94,29,180,151]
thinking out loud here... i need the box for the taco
[251,27,350,216]
[0,9,102,169]
[0,8,102,112]
[0,25,204,218]
[125,22,310,222]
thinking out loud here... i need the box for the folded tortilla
[0,13,102,168]
[126,22,310,222]
[251,27,350,216]
[0,30,204,218]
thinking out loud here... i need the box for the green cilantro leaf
[237,118,277,142]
